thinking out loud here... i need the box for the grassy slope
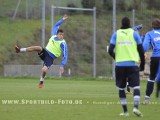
[0,78,160,120]
[0,0,157,77]
[0,18,41,44]
[0,18,42,74]
[0,14,112,76]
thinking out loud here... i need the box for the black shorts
[115,66,140,89]
[150,57,160,80]
[38,48,54,68]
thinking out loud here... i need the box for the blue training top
[46,19,68,67]
[143,29,160,57]
[143,29,160,82]
[109,26,142,66]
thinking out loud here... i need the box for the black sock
[40,81,44,84]
[127,85,130,92]
[156,83,160,98]
[158,83,160,97]
[122,105,128,113]
[146,80,154,97]
[126,82,130,92]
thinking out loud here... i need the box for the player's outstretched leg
[39,77,44,88]
[142,80,155,105]
[15,45,42,53]
[15,45,21,53]
[39,66,48,88]
[156,82,160,98]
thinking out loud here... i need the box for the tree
[67,3,77,15]
[103,0,112,11]
[81,0,95,14]
[146,0,160,9]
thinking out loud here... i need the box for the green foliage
[81,0,95,8]
[103,0,112,10]
[146,0,160,9]
[67,3,78,15]
[0,18,42,75]
[81,0,95,14]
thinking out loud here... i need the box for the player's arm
[138,44,145,71]
[108,44,115,59]
[134,31,145,71]
[108,32,116,59]
[142,32,151,52]
[133,24,143,31]
[59,42,68,73]
[51,15,68,36]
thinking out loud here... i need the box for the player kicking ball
[15,15,68,88]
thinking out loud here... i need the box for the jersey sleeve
[60,42,68,67]
[133,31,142,45]
[133,25,142,31]
[142,32,151,52]
[51,19,64,36]
[109,32,117,45]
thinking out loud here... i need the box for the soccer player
[126,24,143,94]
[108,17,145,117]
[142,18,160,104]
[15,15,68,88]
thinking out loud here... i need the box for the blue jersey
[144,29,160,82]
[143,29,160,57]
[46,19,68,67]
[110,30,142,66]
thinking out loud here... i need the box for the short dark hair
[152,18,160,29]
[121,17,131,29]
[57,29,63,34]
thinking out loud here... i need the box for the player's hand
[140,24,143,28]
[60,66,64,74]
[144,53,147,59]
[63,14,68,20]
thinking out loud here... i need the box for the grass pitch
[0,77,160,120]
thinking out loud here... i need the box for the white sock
[20,48,26,52]
[134,95,140,108]
[40,77,44,82]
